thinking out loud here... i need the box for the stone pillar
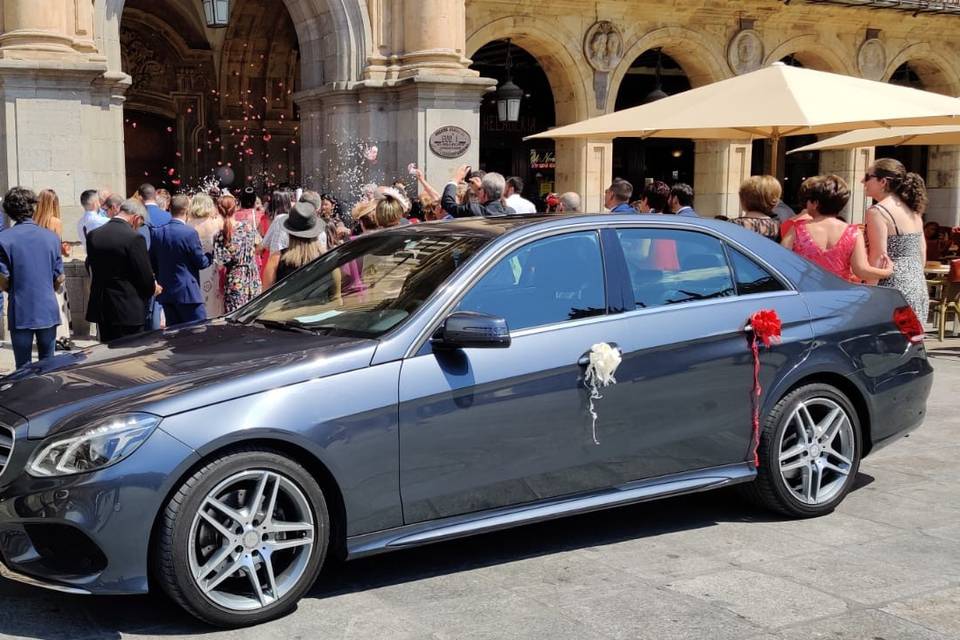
[298,76,491,203]
[694,141,752,218]
[0,0,100,58]
[399,0,467,77]
[296,0,491,205]
[819,147,874,224]
[554,138,611,213]
[0,0,127,242]
[926,145,960,227]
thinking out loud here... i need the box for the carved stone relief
[584,20,624,110]
[858,38,887,80]
[727,29,764,75]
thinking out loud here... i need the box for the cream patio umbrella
[525,62,960,175]
[788,125,960,153]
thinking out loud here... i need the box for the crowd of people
[0,157,944,369]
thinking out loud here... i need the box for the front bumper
[0,556,90,594]
[0,427,199,595]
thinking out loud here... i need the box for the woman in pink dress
[782,175,893,282]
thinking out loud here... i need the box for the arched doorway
[470,41,556,206]
[124,111,178,190]
[120,0,301,193]
[880,62,929,176]
[218,0,301,191]
[612,49,694,195]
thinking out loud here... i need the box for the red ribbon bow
[748,309,782,468]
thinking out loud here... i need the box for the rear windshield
[234,232,490,338]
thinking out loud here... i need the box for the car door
[579,225,814,481]
[397,229,629,524]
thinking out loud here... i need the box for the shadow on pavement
[0,473,876,638]
[926,345,960,359]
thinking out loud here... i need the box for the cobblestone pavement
[0,341,957,639]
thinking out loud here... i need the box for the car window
[616,228,735,308]
[727,247,785,295]
[456,231,606,331]
[234,232,490,338]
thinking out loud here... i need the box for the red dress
[791,220,860,282]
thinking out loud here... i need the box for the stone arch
[466,17,592,125]
[119,9,212,119]
[607,26,728,112]
[97,0,372,89]
[764,35,853,74]
[884,44,960,96]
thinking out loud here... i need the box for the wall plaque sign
[429,126,471,159]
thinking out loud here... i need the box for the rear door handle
[578,343,621,367]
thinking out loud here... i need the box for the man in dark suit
[86,199,158,342]
[441,164,515,217]
[150,194,213,326]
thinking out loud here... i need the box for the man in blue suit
[139,183,171,227]
[668,183,699,217]
[150,194,213,326]
[604,179,635,213]
[138,183,170,330]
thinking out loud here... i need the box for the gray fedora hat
[282,202,323,238]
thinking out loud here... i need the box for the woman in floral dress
[214,195,261,312]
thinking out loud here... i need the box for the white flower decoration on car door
[583,342,622,445]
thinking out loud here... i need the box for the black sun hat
[282,202,323,239]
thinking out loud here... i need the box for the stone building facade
[1,0,960,239]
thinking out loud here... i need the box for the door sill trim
[347,462,755,558]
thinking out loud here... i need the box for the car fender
[156,361,404,536]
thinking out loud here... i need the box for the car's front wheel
[156,448,329,627]
[746,383,862,518]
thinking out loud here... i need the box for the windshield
[234,231,491,338]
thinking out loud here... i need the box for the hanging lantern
[495,39,523,123]
[643,48,669,104]
[496,79,523,123]
[202,0,230,28]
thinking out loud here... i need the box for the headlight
[28,413,161,477]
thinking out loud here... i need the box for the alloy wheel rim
[777,397,855,506]
[188,469,315,611]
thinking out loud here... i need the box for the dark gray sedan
[0,215,932,627]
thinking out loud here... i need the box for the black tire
[742,383,862,518]
[156,448,329,628]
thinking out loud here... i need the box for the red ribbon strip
[749,309,782,468]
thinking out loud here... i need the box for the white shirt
[77,209,108,249]
[505,193,537,214]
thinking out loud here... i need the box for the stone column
[297,0,492,204]
[398,0,467,77]
[0,0,127,241]
[0,0,99,58]
[694,141,752,218]
[554,138,611,213]
[926,145,960,227]
[298,77,491,202]
[819,147,874,223]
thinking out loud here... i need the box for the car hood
[0,320,377,440]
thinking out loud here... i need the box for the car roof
[390,214,740,239]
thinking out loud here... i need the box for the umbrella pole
[769,135,780,178]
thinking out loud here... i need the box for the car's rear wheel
[156,448,329,627]
[746,383,861,518]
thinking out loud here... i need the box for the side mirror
[432,311,511,349]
